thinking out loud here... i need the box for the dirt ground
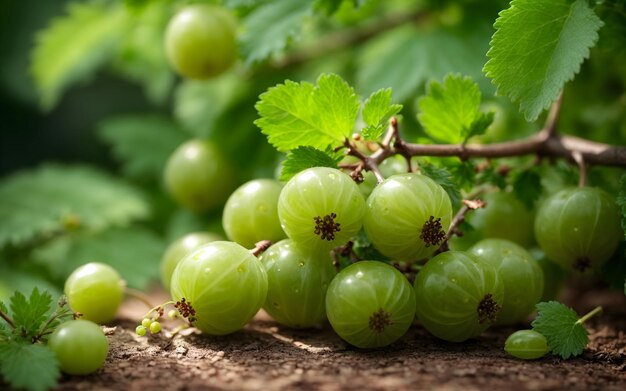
[54,282,626,391]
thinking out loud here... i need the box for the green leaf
[446,160,476,191]
[465,111,495,140]
[113,0,174,103]
[280,146,343,181]
[531,301,589,359]
[0,165,149,248]
[37,228,165,290]
[361,89,403,141]
[512,169,542,209]
[418,163,461,208]
[484,0,604,121]
[255,73,360,152]
[0,265,62,302]
[240,0,312,64]
[9,288,52,339]
[357,24,492,103]
[618,173,626,240]
[417,74,493,143]
[0,343,59,391]
[0,301,10,336]
[476,165,507,190]
[98,115,188,180]
[174,75,247,138]
[31,1,127,109]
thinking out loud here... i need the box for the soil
[54,283,626,391]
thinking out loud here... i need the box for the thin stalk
[576,306,603,325]
[0,310,15,329]
[126,288,156,310]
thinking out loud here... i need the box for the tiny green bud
[136,325,147,336]
[150,321,162,334]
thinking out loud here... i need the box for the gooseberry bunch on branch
[3,1,626,389]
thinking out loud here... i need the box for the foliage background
[0,0,625,300]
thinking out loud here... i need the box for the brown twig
[435,199,486,254]
[250,240,272,257]
[351,98,626,172]
[399,133,626,166]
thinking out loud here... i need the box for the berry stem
[250,240,272,257]
[572,151,588,187]
[0,309,15,329]
[576,306,603,325]
[35,304,74,342]
[125,287,156,310]
[435,198,486,254]
[141,301,176,321]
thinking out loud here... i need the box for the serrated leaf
[448,161,476,191]
[532,301,589,359]
[174,75,247,138]
[361,89,402,141]
[9,288,52,339]
[280,146,343,181]
[357,24,492,103]
[240,0,311,64]
[476,165,507,190]
[0,301,9,335]
[0,343,59,391]
[113,0,174,103]
[512,169,542,209]
[466,111,495,140]
[618,173,626,240]
[255,74,360,152]
[98,115,188,180]
[484,0,604,121]
[418,74,492,143]
[418,163,461,208]
[0,165,149,248]
[31,1,127,109]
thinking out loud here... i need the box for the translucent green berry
[168,310,178,319]
[135,325,147,336]
[504,330,549,360]
[141,318,152,328]
[149,322,162,334]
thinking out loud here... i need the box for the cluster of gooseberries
[156,152,620,353]
[44,3,624,378]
